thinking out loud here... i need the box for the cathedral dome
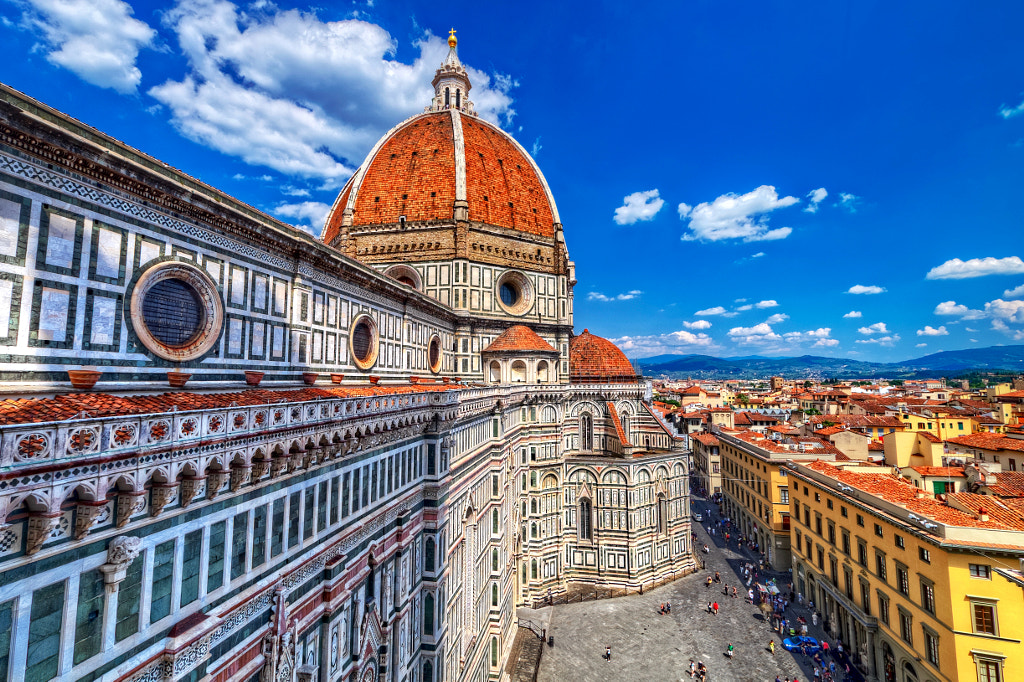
[570,330,636,383]
[321,110,559,244]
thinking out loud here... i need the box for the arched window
[365,555,376,602]
[531,499,538,514]
[580,412,594,451]
[657,494,667,535]
[425,537,435,572]
[491,582,499,606]
[537,360,549,383]
[490,635,498,666]
[579,498,592,540]
[622,415,630,441]
[492,548,499,572]
[531,522,538,538]
[511,360,527,383]
[456,89,462,109]
[531,559,538,579]
[423,593,434,635]
[492,508,499,534]
[422,661,433,682]
[489,360,501,383]
[444,87,450,107]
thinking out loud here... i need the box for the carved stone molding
[150,483,178,517]
[100,535,142,595]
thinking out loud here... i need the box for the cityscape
[0,2,1022,682]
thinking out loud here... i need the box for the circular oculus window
[349,314,380,371]
[494,271,534,316]
[130,262,223,362]
[428,334,443,374]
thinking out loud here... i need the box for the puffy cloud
[736,304,753,311]
[611,330,716,357]
[683,320,712,330]
[926,256,1024,280]
[804,187,827,213]
[587,290,643,302]
[678,185,797,242]
[837,192,861,213]
[855,335,901,346]
[843,311,862,319]
[1004,284,1024,299]
[984,298,1024,323]
[847,284,886,295]
[727,323,781,345]
[148,1,517,181]
[613,189,664,225]
[814,338,840,347]
[934,300,985,319]
[916,325,949,337]
[273,201,332,233]
[999,99,1024,119]
[915,343,927,348]
[751,252,765,258]
[695,306,728,316]
[858,322,889,335]
[765,313,790,324]
[19,0,157,93]
[755,300,779,309]
[782,328,836,347]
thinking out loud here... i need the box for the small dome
[483,325,556,353]
[570,329,636,383]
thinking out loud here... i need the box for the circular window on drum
[494,271,535,316]
[428,334,443,374]
[349,314,380,371]
[129,262,223,362]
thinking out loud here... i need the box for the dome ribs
[352,114,457,225]
[462,118,554,238]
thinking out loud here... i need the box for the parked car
[782,636,820,654]
[692,511,703,522]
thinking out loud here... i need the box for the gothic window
[425,537,435,572]
[456,89,462,109]
[531,559,538,580]
[531,522,538,538]
[423,593,434,635]
[491,583,498,606]
[444,87,450,107]
[657,495,667,535]
[580,413,594,451]
[492,548,499,572]
[579,498,592,540]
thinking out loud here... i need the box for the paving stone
[538,496,844,682]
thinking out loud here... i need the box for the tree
[736,393,749,406]
[803,380,813,389]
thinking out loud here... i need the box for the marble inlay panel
[90,296,117,345]
[0,198,20,257]
[38,287,70,342]
[95,228,122,279]
[45,213,76,268]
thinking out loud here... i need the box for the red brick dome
[321,110,559,245]
[570,329,637,383]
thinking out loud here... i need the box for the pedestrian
[821,639,830,656]
[706,576,713,588]
[726,643,734,658]
[812,611,818,626]
[769,640,776,655]
[707,601,713,613]
[604,646,611,661]
[723,583,729,595]
[688,659,696,677]
[658,602,665,615]
[731,586,738,598]
[713,601,719,615]
[666,602,671,614]
[748,588,754,602]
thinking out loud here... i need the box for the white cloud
[21,0,157,93]
[934,300,985,319]
[611,330,716,357]
[999,99,1024,119]
[736,304,753,311]
[588,290,643,302]
[843,311,862,319]
[614,189,664,225]
[678,185,797,242]
[273,201,332,233]
[847,284,886,295]
[751,252,765,258]
[855,335,901,346]
[916,325,949,337]
[804,187,827,213]
[915,343,927,348]
[984,298,1024,323]
[765,313,789,324]
[926,256,1024,280]
[728,322,781,345]
[782,327,836,347]
[837,192,861,213]
[755,299,779,309]
[1004,284,1024,299]
[683,320,712,330]
[814,338,840,348]
[858,322,889,335]
[531,136,542,157]
[148,2,517,181]
[695,306,728,316]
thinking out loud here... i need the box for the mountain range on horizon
[633,344,1024,380]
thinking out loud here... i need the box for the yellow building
[691,433,722,497]
[787,460,1024,682]
[717,430,836,569]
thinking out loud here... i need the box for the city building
[787,459,1024,682]
[0,34,692,682]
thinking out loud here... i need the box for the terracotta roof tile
[948,433,1024,453]
[569,330,635,383]
[482,325,556,353]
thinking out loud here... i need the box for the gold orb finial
[448,27,457,48]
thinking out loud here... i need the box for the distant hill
[635,345,1024,379]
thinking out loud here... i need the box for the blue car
[782,636,820,654]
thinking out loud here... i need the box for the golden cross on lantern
[448,27,458,48]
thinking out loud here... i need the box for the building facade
[0,35,692,682]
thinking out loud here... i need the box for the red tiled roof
[947,433,1024,453]
[909,466,966,478]
[810,414,903,428]
[682,385,704,395]
[323,111,555,240]
[0,384,459,426]
[482,325,555,353]
[692,433,720,447]
[569,330,635,382]
[988,472,1024,497]
[606,402,631,447]
[868,442,885,451]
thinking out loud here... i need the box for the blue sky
[3,1,1024,361]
